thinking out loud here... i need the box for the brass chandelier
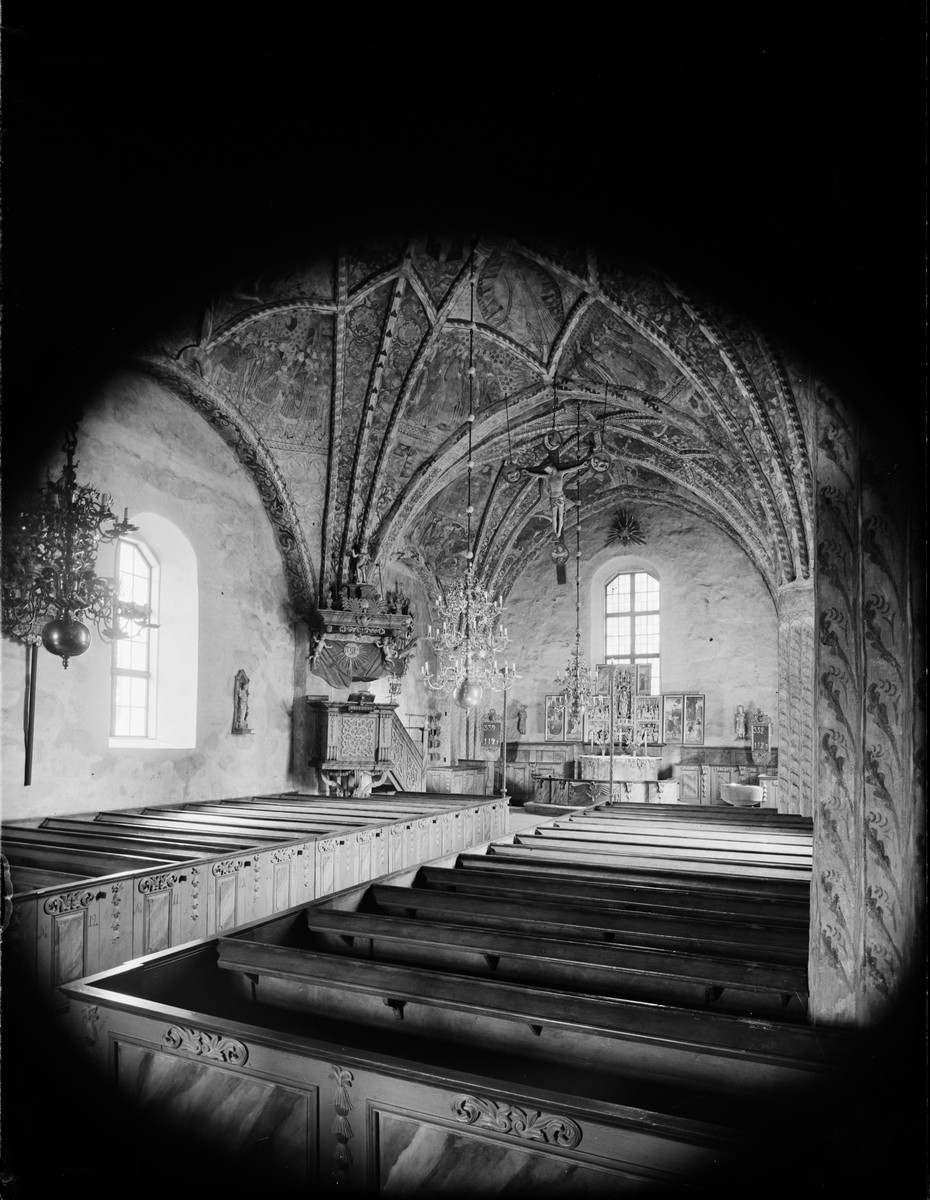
[2,423,154,784]
[421,252,518,708]
[554,404,595,718]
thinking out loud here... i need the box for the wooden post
[24,642,37,787]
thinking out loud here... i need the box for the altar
[577,754,663,803]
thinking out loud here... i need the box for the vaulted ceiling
[138,233,814,618]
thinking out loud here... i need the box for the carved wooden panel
[50,909,86,990]
[142,889,172,956]
[340,716,377,760]
[273,862,290,912]
[676,765,701,803]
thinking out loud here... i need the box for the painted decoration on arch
[683,694,705,746]
[662,694,684,744]
[544,695,566,742]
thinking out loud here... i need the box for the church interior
[0,17,924,1200]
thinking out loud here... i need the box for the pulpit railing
[389,710,425,793]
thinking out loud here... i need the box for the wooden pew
[414,864,810,927]
[591,803,813,827]
[364,884,807,964]
[500,838,811,882]
[214,936,848,1097]
[542,822,813,860]
[297,906,809,1016]
[47,815,283,851]
[474,845,810,898]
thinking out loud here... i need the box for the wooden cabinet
[505,743,574,804]
[672,748,778,805]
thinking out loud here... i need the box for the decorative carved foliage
[138,873,180,894]
[212,859,247,877]
[329,1064,354,1170]
[450,1093,582,1149]
[162,1025,249,1065]
[44,890,95,914]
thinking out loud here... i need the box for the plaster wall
[2,373,298,820]
[503,502,778,763]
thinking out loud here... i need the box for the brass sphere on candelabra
[452,678,483,709]
[41,617,92,667]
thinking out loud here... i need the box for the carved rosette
[318,838,341,853]
[44,890,95,914]
[330,1065,355,1171]
[450,1094,582,1149]
[212,859,246,877]
[138,872,181,894]
[163,1025,249,1065]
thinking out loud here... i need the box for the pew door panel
[114,1038,316,1191]
[36,887,107,997]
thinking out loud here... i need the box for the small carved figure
[233,670,250,731]
[735,704,748,739]
[515,703,527,735]
[517,441,592,539]
[309,632,327,671]
[349,542,372,585]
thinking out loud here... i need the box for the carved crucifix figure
[519,438,592,539]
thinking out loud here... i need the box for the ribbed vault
[142,233,814,618]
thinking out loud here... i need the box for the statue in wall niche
[734,704,748,740]
[233,669,252,734]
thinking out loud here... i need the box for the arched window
[605,569,660,694]
[106,513,198,749]
[110,538,157,737]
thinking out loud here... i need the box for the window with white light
[604,570,660,693]
[106,513,198,750]
[110,538,157,737]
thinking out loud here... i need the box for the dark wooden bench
[40,817,265,854]
[1,839,173,879]
[502,837,811,881]
[414,865,810,927]
[564,814,814,845]
[298,906,809,1014]
[470,844,811,902]
[100,811,345,837]
[214,936,849,1095]
[2,827,204,863]
[541,821,813,860]
[365,884,807,964]
[590,804,813,827]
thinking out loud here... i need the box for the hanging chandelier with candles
[554,403,595,718]
[2,423,154,668]
[421,251,519,708]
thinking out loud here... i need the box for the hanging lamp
[554,403,595,718]
[422,250,519,707]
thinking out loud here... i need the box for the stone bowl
[720,783,764,806]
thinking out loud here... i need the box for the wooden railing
[388,711,425,792]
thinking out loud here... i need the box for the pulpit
[305,697,403,796]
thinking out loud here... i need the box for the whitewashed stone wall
[503,502,778,764]
[2,372,298,819]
